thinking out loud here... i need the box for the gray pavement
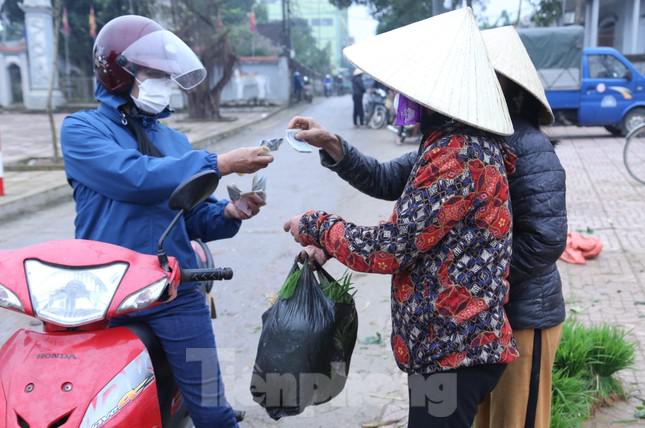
[0,99,644,426]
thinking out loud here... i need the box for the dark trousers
[352,94,364,125]
[112,287,238,428]
[408,364,506,428]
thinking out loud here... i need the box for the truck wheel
[621,108,645,136]
[605,125,623,136]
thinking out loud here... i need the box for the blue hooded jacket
[61,84,241,284]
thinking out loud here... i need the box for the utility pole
[282,0,292,58]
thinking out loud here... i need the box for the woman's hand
[287,116,344,163]
[217,147,274,176]
[298,245,329,266]
[283,214,303,244]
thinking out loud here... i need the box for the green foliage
[230,25,279,57]
[529,0,562,27]
[585,324,636,378]
[551,320,636,426]
[319,271,355,304]
[278,267,303,300]
[551,369,593,428]
[278,266,356,304]
[554,321,635,379]
[0,0,25,41]
[291,19,331,74]
[55,0,157,76]
[328,0,487,34]
[554,321,595,377]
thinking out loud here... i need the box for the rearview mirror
[158,171,220,270]
[168,171,220,212]
[625,70,633,81]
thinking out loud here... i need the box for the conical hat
[343,8,513,136]
[482,26,554,125]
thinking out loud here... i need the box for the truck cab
[519,26,645,135]
[577,48,645,134]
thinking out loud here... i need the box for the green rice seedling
[554,321,594,378]
[592,375,625,403]
[585,324,636,378]
[550,369,593,428]
[278,267,303,300]
[319,271,356,304]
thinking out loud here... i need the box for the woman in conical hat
[475,26,566,428]
[284,9,519,426]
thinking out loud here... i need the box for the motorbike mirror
[158,171,219,271]
[168,171,220,212]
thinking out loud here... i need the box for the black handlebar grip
[182,268,233,282]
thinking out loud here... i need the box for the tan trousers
[474,324,563,428]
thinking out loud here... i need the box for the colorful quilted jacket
[299,122,519,374]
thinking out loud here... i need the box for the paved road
[0,96,413,427]
[2,98,644,427]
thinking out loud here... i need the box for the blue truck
[519,26,645,136]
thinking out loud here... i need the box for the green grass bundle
[551,369,593,428]
[551,320,636,426]
[278,267,303,300]
[554,321,594,377]
[278,265,356,304]
[319,271,356,304]
[585,324,636,378]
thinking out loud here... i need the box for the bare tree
[170,0,251,120]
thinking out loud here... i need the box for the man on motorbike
[61,15,272,428]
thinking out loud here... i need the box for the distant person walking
[293,71,303,102]
[351,69,365,126]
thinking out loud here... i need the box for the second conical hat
[343,8,513,136]
[482,26,554,125]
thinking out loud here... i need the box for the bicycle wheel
[623,123,645,185]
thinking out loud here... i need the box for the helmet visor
[122,30,206,90]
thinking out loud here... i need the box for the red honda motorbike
[0,171,232,427]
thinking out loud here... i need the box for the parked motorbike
[0,171,233,427]
[387,123,423,145]
[364,88,388,129]
[386,91,423,145]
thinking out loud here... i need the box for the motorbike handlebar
[181,268,233,282]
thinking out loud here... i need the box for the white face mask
[131,78,174,114]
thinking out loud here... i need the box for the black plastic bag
[250,259,358,420]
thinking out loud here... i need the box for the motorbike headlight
[80,350,155,428]
[116,278,168,315]
[25,260,128,327]
[0,283,23,311]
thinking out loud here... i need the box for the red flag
[62,6,70,37]
[249,10,256,33]
[89,5,96,39]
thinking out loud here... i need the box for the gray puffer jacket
[321,117,567,330]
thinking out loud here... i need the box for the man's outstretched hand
[224,194,265,220]
[217,147,274,176]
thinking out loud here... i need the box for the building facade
[563,0,645,54]
[262,0,349,72]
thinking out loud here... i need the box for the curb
[0,183,72,224]
[0,105,289,223]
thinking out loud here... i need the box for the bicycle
[623,122,645,184]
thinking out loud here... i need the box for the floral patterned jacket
[299,122,519,374]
